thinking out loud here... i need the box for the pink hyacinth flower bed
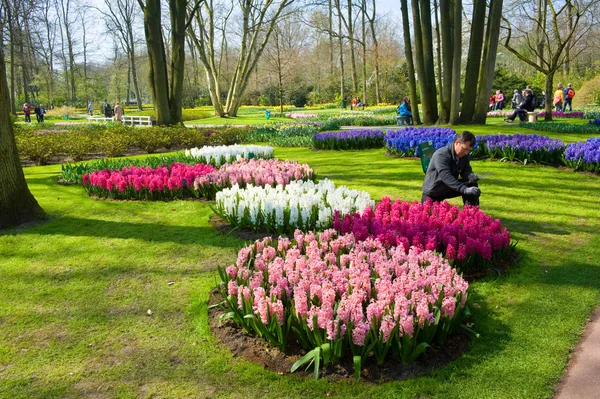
[218,229,469,378]
[193,158,314,199]
[82,163,216,200]
[285,113,319,119]
[332,197,512,272]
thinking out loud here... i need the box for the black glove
[468,173,479,183]
[465,186,481,196]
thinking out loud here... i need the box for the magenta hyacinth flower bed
[193,158,314,199]
[538,111,583,118]
[332,197,512,272]
[83,163,216,200]
[218,229,469,377]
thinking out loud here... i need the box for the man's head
[525,89,532,96]
[567,83,572,88]
[454,131,476,158]
[558,83,563,89]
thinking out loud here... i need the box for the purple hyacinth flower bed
[311,129,385,150]
[385,127,457,157]
[538,111,584,118]
[563,137,600,173]
[475,134,565,164]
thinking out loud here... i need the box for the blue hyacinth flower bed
[311,129,386,150]
[563,137,600,173]
[475,134,565,164]
[385,127,457,157]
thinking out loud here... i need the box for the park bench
[417,141,435,174]
[122,115,152,126]
[527,112,539,123]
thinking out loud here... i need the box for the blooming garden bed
[385,127,457,157]
[473,134,565,164]
[563,137,600,173]
[217,230,470,379]
[311,129,385,150]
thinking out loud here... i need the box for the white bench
[527,112,539,123]
[122,115,152,126]
[88,116,114,123]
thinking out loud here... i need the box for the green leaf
[353,355,362,381]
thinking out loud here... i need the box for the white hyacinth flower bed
[185,145,274,167]
[213,179,374,234]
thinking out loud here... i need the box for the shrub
[97,131,130,157]
[312,129,385,150]
[386,127,457,157]
[130,127,173,153]
[62,132,95,161]
[326,115,397,127]
[332,197,514,273]
[15,133,60,165]
[217,230,470,378]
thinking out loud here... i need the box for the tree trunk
[439,0,452,123]
[140,0,171,125]
[0,48,45,229]
[434,0,444,122]
[448,0,462,124]
[6,4,16,114]
[169,0,187,124]
[416,0,438,124]
[400,0,421,124]
[361,0,367,105]
[473,0,503,123]
[336,0,345,104]
[544,72,555,122]
[346,0,357,93]
[328,0,334,77]
[563,4,572,75]
[459,0,485,123]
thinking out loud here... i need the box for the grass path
[1,146,599,398]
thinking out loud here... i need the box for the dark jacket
[422,142,473,197]
[520,94,535,112]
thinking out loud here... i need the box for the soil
[209,214,282,242]
[208,289,472,382]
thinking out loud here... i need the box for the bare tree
[502,0,599,121]
[97,0,143,110]
[56,0,77,102]
[188,0,296,117]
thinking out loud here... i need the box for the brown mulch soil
[208,289,472,382]
[209,214,281,242]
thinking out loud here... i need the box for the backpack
[531,95,539,109]
[23,105,29,112]
[567,89,575,99]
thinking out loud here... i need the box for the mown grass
[1,129,600,398]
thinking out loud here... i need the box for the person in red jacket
[22,103,32,122]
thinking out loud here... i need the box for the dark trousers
[562,98,572,112]
[421,180,479,206]
[507,108,527,122]
[24,113,31,122]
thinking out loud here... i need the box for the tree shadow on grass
[10,216,244,247]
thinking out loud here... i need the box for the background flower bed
[80,158,314,201]
[311,129,385,150]
[563,137,600,173]
[218,230,469,378]
[520,122,600,134]
[538,111,584,118]
[82,163,216,200]
[213,179,374,234]
[185,145,274,166]
[473,134,565,164]
[332,197,513,273]
[386,127,457,157]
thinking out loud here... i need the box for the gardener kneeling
[421,131,481,206]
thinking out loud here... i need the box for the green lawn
[1,131,600,398]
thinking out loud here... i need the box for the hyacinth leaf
[353,355,362,381]
[460,323,480,338]
[290,347,320,377]
[321,343,331,366]
[218,312,235,321]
